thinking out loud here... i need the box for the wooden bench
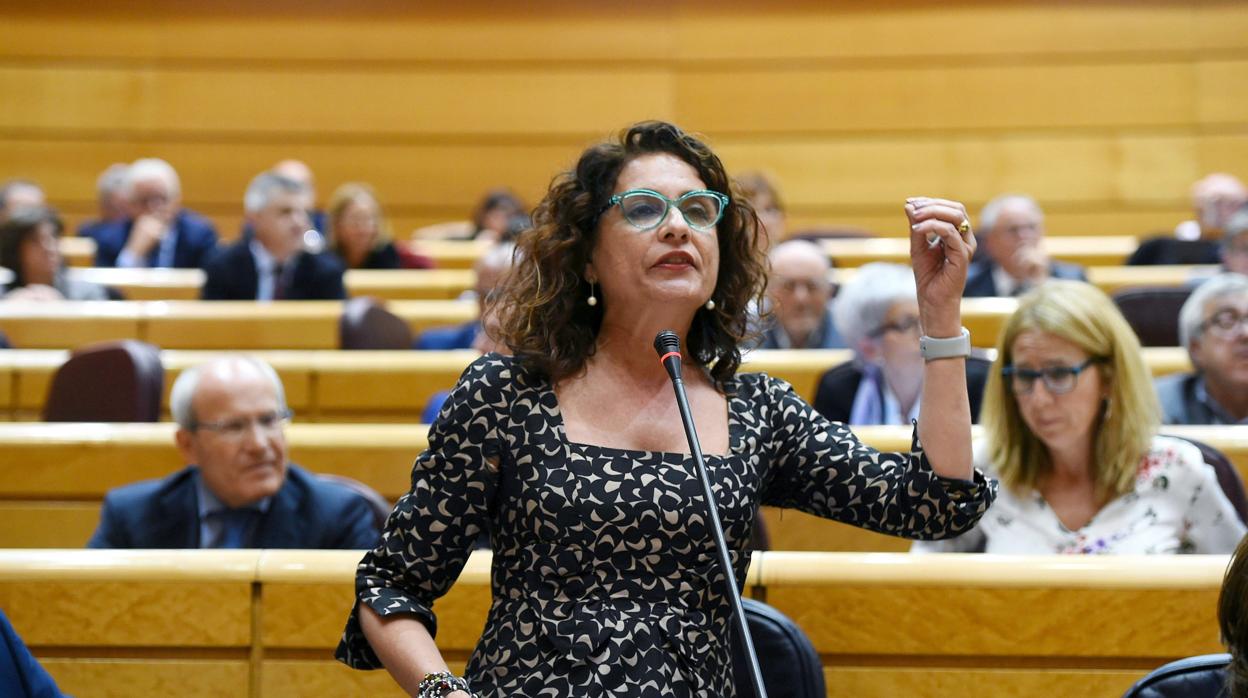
[1,422,1243,550]
[0,347,1194,422]
[56,264,1215,303]
[0,549,1226,697]
[0,300,476,350]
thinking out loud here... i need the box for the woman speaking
[335,121,995,697]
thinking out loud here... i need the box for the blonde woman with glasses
[915,280,1246,554]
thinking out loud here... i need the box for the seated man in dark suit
[756,239,846,349]
[201,171,345,301]
[963,194,1086,297]
[1130,173,1246,266]
[1155,273,1248,425]
[87,158,219,268]
[88,356,380,549]
[414,241,513,349]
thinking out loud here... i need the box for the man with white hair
[88,158,219,268]
[1129,173,1246,265]
[1155,273,1248,424]
[963,194,1087,296]
[201,171,345,300]
[88,356,380,548]
[415,241,514,348]
[757,239,845,349]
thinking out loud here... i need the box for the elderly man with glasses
[1156,273,1248,425]
[88,356,380,549]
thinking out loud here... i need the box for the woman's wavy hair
[1222,533,1248,698]
[982,280,1159,499]
[494,121,766,385]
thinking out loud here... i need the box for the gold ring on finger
[958,219,972,236]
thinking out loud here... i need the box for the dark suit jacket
[1127,236,1221,266]
[86,463,380,549]
[414,320,480,350]
[962,259,1088,297]
[201,241,346,300]
[812,357,992,425]
[87,209,220,268]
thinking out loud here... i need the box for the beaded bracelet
[417,671,474,698]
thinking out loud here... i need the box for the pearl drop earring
[587,282,598,307]
[705,298,716,311]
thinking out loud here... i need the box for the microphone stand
[654,331,768,698]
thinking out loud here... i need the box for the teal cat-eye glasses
[598,188,729,232]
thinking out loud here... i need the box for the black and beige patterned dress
[336,354,995,696]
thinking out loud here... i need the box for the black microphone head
[653,330,681,357]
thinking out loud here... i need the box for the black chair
[339,296,413,350]
[731,599,825,698]
[316,474,392,531]
[1170,436,1248,528]
[43,339,164,422]
[1127,236,1220,266]
[1112,287,1193,347]
[1122,653,1230,697]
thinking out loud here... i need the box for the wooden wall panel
[42,659,250,698]
[0,1,1245,247]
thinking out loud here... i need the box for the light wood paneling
[0,502,99,547]
[42,659,250,698]
[259,661,407,698]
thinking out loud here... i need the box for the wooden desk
[0,347,1193,422]
[59,236,95,268]
[1,423,1242,551]
[0,550,1224,698]
[822,235,1140,268]
[63,267,478,302]
[0,300,476,350]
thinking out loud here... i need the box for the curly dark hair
[1222,534,1248,698]
[494,121,766,385]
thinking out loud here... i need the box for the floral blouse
[912,436,1247,555]
[336,354,995,697]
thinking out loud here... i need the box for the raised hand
[904,197,975,337]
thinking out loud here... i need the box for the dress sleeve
[335,355,508,669]
[1176,442,1248,554]
[756,374,996,541]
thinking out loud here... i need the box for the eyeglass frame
[596,188,730,232]
[1199,307,1248,339]
[1000,357,1105,396]
[868,315,921,339]
[191,408,293,437]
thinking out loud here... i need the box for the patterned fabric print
[336,354,995,697]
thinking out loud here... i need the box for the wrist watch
[919,327,971,361]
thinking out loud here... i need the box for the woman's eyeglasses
[598,188,728,232]
[1001,358,1104,396]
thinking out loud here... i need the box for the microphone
[652,331,767,698]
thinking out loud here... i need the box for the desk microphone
[653,330,767,698]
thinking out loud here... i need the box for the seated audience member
[1222,534,1248,698]
[325,182,400,269]
[88,356,380,549]
[1130,173,1246,266]
[1222,211,1248,277]
[0,609,63,697]
[76,162,130,239]
[201,172,346,301]
[471,188,528,242]
[1155,273,1248,425]
[420,302,507,423]
[0,208,108,301]
[736,170,786,250]
[914,280,1247,554]
[414,242,514,349]
[812,262,989,424]
[964,194,1086,296]
[270,159,327,233]
[0,179,46,224]
[88,158,219,268]
[757,239,845,349]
